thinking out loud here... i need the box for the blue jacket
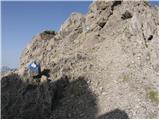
[27,62,40,75]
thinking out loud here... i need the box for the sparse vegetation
[122,74,129,82]
[44,30,56,35]
[147,90,158,103]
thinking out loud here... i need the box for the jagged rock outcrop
[2,1,159,119]
[59,12,85,37]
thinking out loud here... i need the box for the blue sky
[1,1,159,68]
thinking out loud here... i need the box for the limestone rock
[2,1,159,119]
[59,12,85,37]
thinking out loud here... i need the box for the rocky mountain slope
[1,66,16,74]
[1,0,159,119]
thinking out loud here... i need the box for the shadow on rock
[1,74,97,119]
[40,69,50,77]
[50,76,97,118]
[1,73,129,119]
[1,73,54,118]
[97,109,129,119]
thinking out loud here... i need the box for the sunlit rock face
[2,1,159,119]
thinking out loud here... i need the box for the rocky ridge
[1,1,159,119]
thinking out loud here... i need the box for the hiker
[26,60,41,77]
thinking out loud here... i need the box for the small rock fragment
[41,75,48,83]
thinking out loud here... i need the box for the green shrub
[43,30,56,35]
[147,90,158,103]
[122,74,129,82]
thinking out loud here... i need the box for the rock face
[2,1,159,119]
